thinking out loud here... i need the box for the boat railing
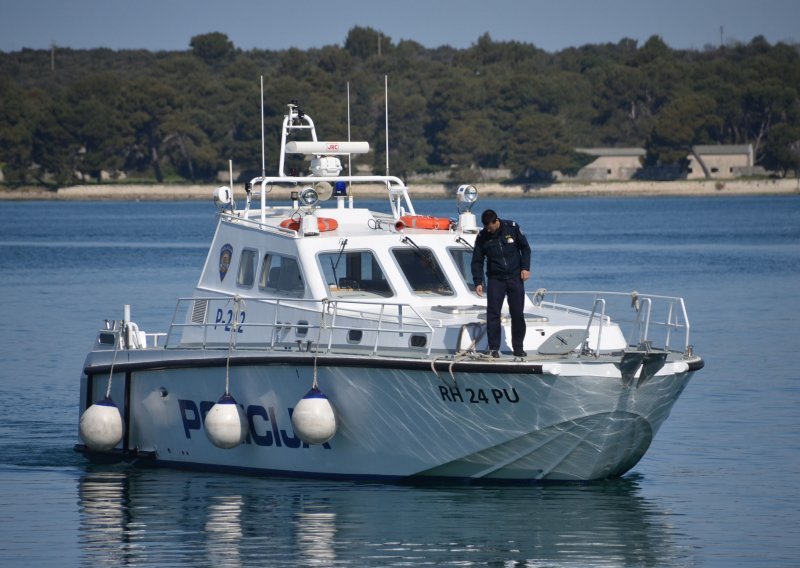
[163,296,438,357]
[532,290,691,354]
[218,210,296,236]
[96,320,168,350]
[246,174,416,222]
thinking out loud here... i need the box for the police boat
[75,99,704,482]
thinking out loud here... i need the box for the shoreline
[1,178,798,201]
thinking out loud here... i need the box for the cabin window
[98,332,116,345]
[237,248,257,287]
[318,250,393,298]
[391,248,454,296]
[258,254,305,297]
[448,247,478,294]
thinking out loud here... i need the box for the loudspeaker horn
[314,181,334,201]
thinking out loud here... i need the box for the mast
[347,82,353,207]
[260,76,266,177]
[384,75,390,177]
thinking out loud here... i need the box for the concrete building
[574,148,646,181]
[574,144,760,181]
[687,144,755,179]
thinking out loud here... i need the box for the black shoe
[513,350,527,358]
[487,350,500,358]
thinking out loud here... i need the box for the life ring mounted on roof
[395,215,451,231]
[279,217,339,232]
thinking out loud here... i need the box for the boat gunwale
[82,349,705,376]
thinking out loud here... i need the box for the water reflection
[76,468,691,566]
[205,494,244,567]
[78,471,134,566]
[295,504,337,566]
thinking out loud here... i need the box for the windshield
[318,250,393,298]
[448,247,478,293]
[391,247,454,296]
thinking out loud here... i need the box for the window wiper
[455,236,473,250]
[330,238,348,284]
[401,236,438,273]
[401,235,428,258]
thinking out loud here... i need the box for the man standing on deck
[471,209,531,358]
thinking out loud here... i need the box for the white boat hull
[79,351,698,482]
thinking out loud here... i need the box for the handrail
[583,298,606,356]
[219,210,296,237]
[164,296,436,357]
[248,173,416,223]
[156,291,691,356]
[532,290,691,353]
[635,297,653,346]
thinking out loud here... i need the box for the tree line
[1,27,799,186]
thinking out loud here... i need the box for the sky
[1,0,798,53]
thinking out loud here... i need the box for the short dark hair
[481,209,498,226]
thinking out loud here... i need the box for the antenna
[260,76,266,177]
[229,159,236,210]
[384,75,389,177]
[347,82,353,204]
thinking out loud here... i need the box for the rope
[311,299,329,390]
[224,295,245,396]
[104,328,122,399]
[630,290,640,311]
[430,322,492,387]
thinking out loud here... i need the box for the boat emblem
[219,244,233,281]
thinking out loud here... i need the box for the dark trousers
[486,276,526,352]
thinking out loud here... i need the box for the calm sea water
[0,195,798,566]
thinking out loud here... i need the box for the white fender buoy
[291,388,337,445]
[79,396,123,451]
[204,393,247,449]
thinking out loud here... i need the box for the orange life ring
[280,217,339,232]
[396,215,451,231]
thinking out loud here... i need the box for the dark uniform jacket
[471,219,531,284]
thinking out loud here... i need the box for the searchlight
[456,184,479,233]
